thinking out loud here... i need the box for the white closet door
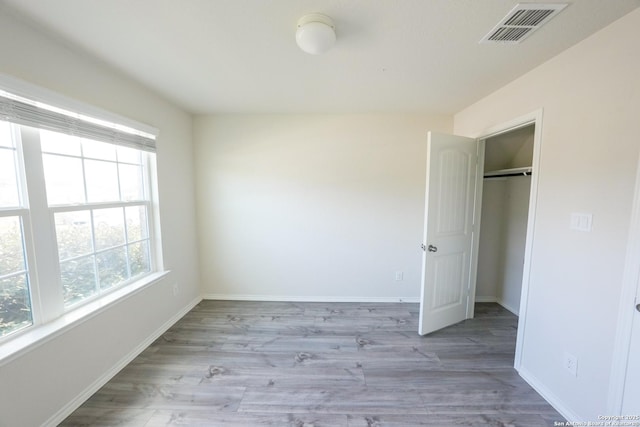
[419,132,478,335]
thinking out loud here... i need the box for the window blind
[0,90,156,152]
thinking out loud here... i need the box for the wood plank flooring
[60,302,564,426]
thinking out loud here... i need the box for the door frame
[607,149,640,414]
[471,109,544,370]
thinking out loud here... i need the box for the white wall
[0,11,200,427]
[195,114,452,301]
[476,179,505,300]
[454,9,640,421]
[476,177,530,314]
[498,176,531,315]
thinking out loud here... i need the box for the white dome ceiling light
[295,13,336,55]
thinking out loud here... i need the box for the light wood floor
[60,301,564,426]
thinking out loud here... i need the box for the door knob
[636,303,640,313]
[428,245,438,252]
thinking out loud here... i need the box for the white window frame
[0,126,37,328]
[0,74,166,361]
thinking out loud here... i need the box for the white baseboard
[202,294,420,303]
[475,296,498,303]
[518,367,579,423]
[496,299,520,315]
[475,296,520,315]
[44,296,202,427]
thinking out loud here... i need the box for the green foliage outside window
[0,218,32,338]
[1,209,151,336]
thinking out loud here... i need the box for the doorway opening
[476,124,535,316]
[419,110,543,368]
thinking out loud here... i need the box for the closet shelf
[483,166,532,178]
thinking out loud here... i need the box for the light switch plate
[570,213,592,232]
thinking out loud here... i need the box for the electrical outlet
[172,283,180,296]
[564,352,578,377]
[395,271,404,281]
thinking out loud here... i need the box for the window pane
[0,121,14,148]
[85,159,119,203]
[0,218,30,336]
[0,216,26,275]
[40,130,81,156]
[129,241,150,277]
[43,154,85,205]
[119,164,144,201]
[54,211,93,260]
[93,208,125,250]
[0,148,20,208]
[97,247,127,290]
[0,274,32,338]
[82,140,116,161]
[117,146,141,164]
[62,256,97,307]
[125,206,148,242]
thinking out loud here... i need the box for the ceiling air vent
[480,3,568,44]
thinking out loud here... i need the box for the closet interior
[476,124,535,315]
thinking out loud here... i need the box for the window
[0,85,159,340]
[42,131,152,307]
[0,122,32,337]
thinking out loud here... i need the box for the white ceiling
[2,0,638,115]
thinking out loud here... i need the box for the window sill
[0,270,169,366]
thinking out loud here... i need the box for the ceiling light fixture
[296,13,336,55]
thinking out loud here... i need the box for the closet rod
[484,171,532,179]
[483,166,532,179]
